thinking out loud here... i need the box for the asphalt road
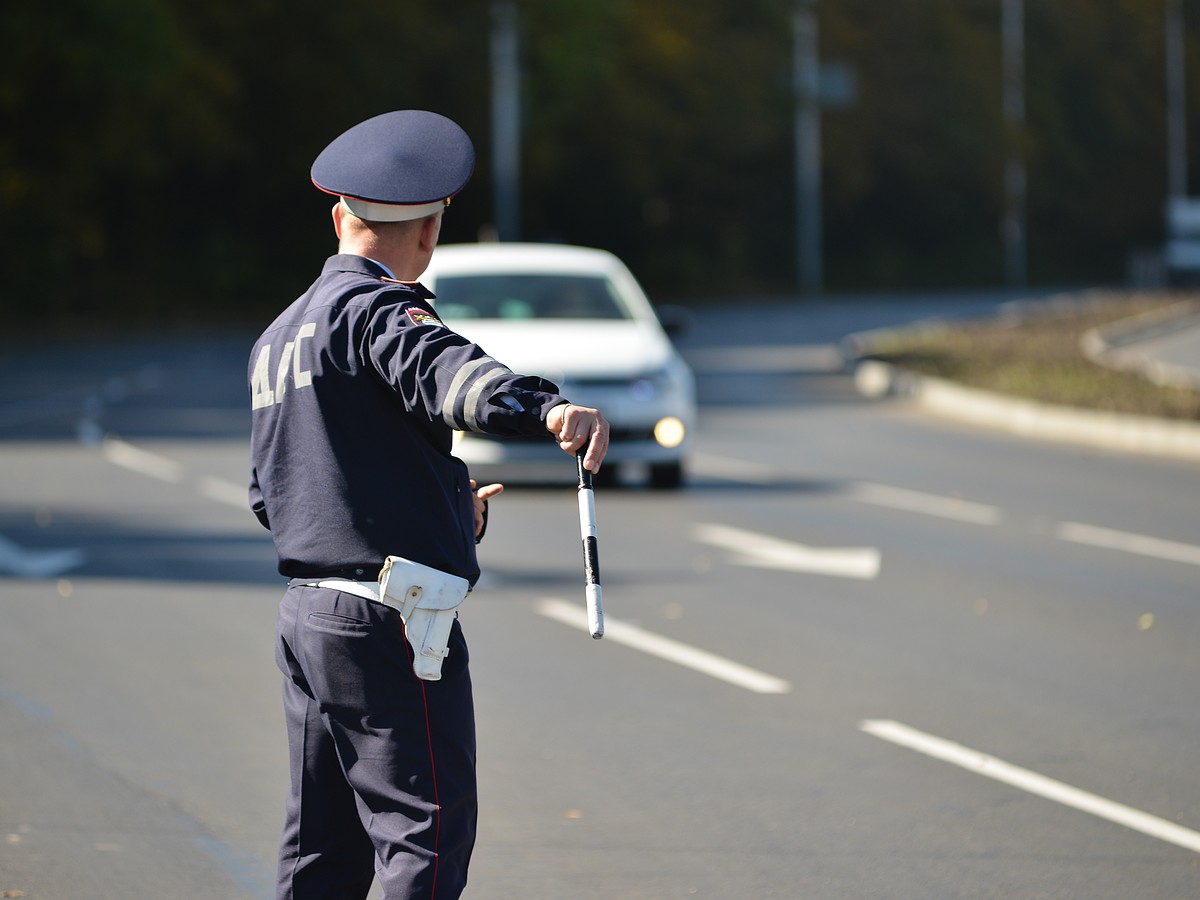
[1,293,1198,899]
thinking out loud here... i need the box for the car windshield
[432,273,630,321]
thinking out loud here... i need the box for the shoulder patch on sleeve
[406,307,443,327]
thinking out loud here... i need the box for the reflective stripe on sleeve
[463,367,510,430]
[441,356,513,430]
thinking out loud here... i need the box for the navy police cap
[311,110,475,222]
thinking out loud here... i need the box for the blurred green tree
[0,0,1194,327]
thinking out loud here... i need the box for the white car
[422,242,696,489]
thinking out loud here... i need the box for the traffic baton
[576,451,604,638]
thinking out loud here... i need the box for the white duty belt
[302,555,470,682]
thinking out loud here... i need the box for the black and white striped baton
[576,451,604,639]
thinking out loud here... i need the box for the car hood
[444,320,675,382]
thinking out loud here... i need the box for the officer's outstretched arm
[546,402,609,473]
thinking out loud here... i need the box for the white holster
[377,555,471,682]
[302,556,470,682]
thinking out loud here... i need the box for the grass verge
[864,292,1200,422]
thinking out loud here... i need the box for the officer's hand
[546,403,609,473]
[471,480,504,538]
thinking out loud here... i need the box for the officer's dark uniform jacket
[249,254,567,584]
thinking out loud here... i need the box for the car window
[432,274,630,321]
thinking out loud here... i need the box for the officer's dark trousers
[275,584,477,900]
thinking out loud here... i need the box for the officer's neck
[339,223,436,282]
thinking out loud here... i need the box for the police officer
[248,110,609,900]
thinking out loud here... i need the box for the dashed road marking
[861,718,1200,855]
[197,476,251,510]
[693,522,881,580]
[101,436,183,483]
[537,598,791,694]
[1054,521,1200,568]
[99,440,1200,580]
[850,482,1003,525]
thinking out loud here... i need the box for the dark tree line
[1,0,1197,328]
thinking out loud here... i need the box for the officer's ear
[417,211,443,253]
[332,201,346,240]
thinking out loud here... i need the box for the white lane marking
[197,476,250,510]
[850,482,1003,525]
[101,436,183,483]
[0,534,85,578]
[692,455,1002,526]
[1055,521,1200,568]
[693,522,881,580]
[96,440,251,513]
[861,719,1200,855]
[536,598,791,695]
[101,441,1200,581]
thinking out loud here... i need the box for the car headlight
[654,416,686,448]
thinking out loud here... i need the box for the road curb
[841,293,1200,463]
[1081,298,1200,390]
[851,358,1200,463]
[844,296,1200,465]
